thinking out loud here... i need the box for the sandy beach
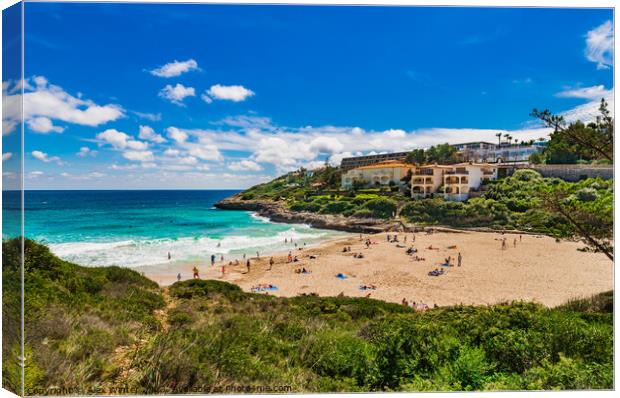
[140,230,613,308]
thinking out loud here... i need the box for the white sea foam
[49,226,346,268]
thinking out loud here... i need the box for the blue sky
[2,3,614,189]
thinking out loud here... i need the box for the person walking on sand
[513,238,517,248]
[220,254,224,262]
[211,254,216,266]
[177,272,181,281]
[243,253,246,260]
[457,252,462,267]
[168,252,171,260]
[256,251,260,259]
[246,259,251,273]
[192,267,199,279]
[220,264,225,276]
[269,257,274,271]
[501,239,507,250]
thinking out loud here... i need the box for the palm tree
[495,132,502,146]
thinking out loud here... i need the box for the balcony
[413,169,434,176]
[444,170,469,175]
[444,176,468,185]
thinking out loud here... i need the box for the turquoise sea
[3,190,347,268]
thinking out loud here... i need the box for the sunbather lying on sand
[359,284,377,290]
[428,268,446,277]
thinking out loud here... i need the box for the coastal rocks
[214,196,387,233]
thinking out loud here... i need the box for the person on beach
[220,254,224,262]
[246,259,251,273]
[217,242,221,248]
[458,252,462,267]
[221,264,225,276]
[387,234,390,242]
[513,238,517,248]
[192,267,199,279]
[269,257,274,270]
[502,239,507,250]
[520,234,522,242]
[256,251,260,259]
[177,272,181,281]
[168,252,171,260]
[402,298,408,307]
[211,254,216,266]
[285,238,288,244]
[359,234,363,241]
[288,251,293,263]
[243,253,246,260]
[404,236,407,243]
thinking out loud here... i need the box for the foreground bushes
[134,279,613,393]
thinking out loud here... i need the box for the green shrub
[363,198,397,219]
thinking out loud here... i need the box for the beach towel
[252,285,278,292]
[336,273,348,280]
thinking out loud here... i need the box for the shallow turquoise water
[3,190,347,267]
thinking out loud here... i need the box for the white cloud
[150,59,199,78]
[188,145,223,161]
[560,93,615,124]
[309,136,344,154]
[164,148,181,157]
[27,171,44,179]
[585,20,614,70]
[177,156,198,165]
[96,128,148,150]
[2,76,123,136]
[556,85,611,100]
[158,83,195,106]
[133,111,162,121]
[2,152,12,162]
[201,93,213,104]
[228,160,263,171]
[166,126,188,143]
[139,125,166,143]
[123,150,155,162]
[26,116,64,133]
[77,146,98,157]
[31,150,64,165]
[206,84,255,102]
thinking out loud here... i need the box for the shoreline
[214,196,560,236]
[141,230,613,308]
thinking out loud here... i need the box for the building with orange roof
[341,160,413,189]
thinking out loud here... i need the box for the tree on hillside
[531,99,613,163]
[426,143,458,164]
[537,180,613,261]
[405,149,426,165]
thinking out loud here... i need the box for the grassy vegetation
[2,238,165,393]
[238,166,613,239]
[2,239,613,393]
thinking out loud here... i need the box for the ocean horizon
[2,189,348,268]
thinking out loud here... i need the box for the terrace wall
[503,164,613,182]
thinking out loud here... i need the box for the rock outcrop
[214,195,389,233]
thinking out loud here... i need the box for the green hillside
[2,239,613,394]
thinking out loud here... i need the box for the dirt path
[106,287,178,386]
